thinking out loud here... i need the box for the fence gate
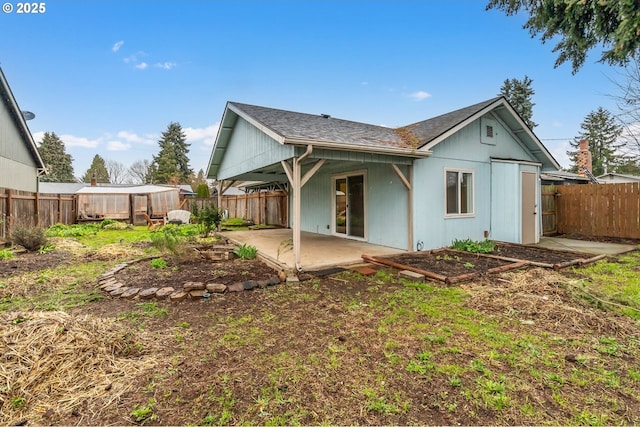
[541,185,557,235]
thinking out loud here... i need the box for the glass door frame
[331,170,367,241]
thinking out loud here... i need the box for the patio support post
[281,145,324,271]
[391,163,413,251]
[217,180,223,231]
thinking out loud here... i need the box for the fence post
[6,189,13,237]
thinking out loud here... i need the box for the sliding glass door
[334,173,365,239]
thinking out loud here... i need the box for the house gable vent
[486,125,494,138]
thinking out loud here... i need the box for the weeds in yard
[0,249,13,260]
[234,243,258,259]
[130,398,157,424]
[451,238,495,254]
[150,258,168,269]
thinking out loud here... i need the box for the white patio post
[281,145,324,270]
[392,163,413,251]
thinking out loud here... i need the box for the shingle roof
[229,102,413,149]
[402,97,502,147]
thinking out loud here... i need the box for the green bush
[451,238,495,254]
[192,204,223,237]
[234,243,257,259]
[11,226,48,252]
[150,226,184,254]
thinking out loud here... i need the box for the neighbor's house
[0,66,46,192]
[596,172,640,184]
[206,97,561,266]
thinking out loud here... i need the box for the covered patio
[220,228,406,271]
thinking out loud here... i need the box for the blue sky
[0,0,627,179]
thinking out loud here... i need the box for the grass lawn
[1,226,639,426]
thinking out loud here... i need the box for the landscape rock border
[97,256,287,302]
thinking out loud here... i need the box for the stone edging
[97,256,289,302]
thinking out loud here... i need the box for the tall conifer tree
[499,76,537,129]
[567,107,624,176]
[37,132,76,182]
[82,154,110,183]
[151,122,192,184]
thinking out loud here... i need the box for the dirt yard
[1,238,640,426]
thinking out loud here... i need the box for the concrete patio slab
[535,237,637,255]
[220,228,405,271]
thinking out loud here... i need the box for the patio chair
[143,213,165,230]
[167,209,192,225]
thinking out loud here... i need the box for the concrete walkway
[220,228,405,271]
[535,236,637,255]
[221,228,638,271]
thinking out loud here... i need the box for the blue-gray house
[206,97,561,268]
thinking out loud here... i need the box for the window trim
[444,168,475,218]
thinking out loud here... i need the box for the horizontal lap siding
[556,183,640,239]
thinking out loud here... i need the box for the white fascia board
[283,137,431,158]
[421,99,505,151]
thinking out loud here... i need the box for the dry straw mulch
[465,268,637,338]
[0,311,157,425]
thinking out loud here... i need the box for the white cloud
[106,140,131,151]
[135,62,148,70]
[117,131,156,145]
[112,40,124,52]
[60,134,99,148]
[155,62,177,70]
[184,124,220,146]
[409,91,432,101]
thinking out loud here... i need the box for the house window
[445,169,474,216]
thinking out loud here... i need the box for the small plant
[130,398,157,424]
[0,249,14,260]
[451,238,495,254]
[11,226,48,251]
[234,243,257,260]
[11,396,26,409]
[463,262,475,269]
[150,258,168,269]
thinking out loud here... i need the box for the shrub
[11,226,48,252]
[192,204,223,237]
[150,226,184,254]
[196,183,211,198]
[234,243,257,259]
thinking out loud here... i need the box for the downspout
[292,145,313,272]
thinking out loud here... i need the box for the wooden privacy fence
[0,188,75,239]
[552,183,640,239]
[186,191,288,227]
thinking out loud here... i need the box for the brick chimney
[91,172,97,187]
[576,139,592,176]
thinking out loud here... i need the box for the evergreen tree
[499,76,537,129]
[190,169,207,192]
[82,155,110,183]
[151,122,192,184]
[37,132,76,182]
[487,0,640,73]
[567,107,624,176]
